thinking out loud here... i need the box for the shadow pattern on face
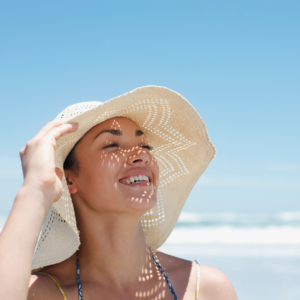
[66,117,160,220]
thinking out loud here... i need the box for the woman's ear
[64,170,78,194]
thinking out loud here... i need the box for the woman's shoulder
[198,264,238,300]
[155,251,238,300]
[28,255,77,300]
[28,273,65,300]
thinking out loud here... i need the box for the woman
[0,86,238,300]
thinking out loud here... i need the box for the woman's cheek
[97,152,124,176]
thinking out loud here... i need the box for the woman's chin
[125,194,157,211]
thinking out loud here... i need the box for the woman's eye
[141,145,153,150]
[103,143,119,149]
[103,144,153,150]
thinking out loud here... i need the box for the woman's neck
[76,208,152,288]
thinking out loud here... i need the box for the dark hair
[63,140,81,174]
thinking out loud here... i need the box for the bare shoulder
[28,253,77,300]
[154,251,196,300]
[154,250,192,281]
[199,265,238,300]
[28,273,64,300]
[154,250,191,271]
[155,251,238,300]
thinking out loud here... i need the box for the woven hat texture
[32,86,215,271]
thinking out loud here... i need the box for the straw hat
[32,86,215,271]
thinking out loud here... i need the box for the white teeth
[123,175,150,184]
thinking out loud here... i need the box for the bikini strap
[194,261,201,300]
[75,251,179,300]
[151,253,178,300]
[37,272,68,300]
[76,254,83,300]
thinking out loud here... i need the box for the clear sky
[0,0,299,213]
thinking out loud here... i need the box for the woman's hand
[20,120,78,208]
[0,120,78,300]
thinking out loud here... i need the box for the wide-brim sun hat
[32,85,216,271]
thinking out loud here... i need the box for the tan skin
[0,117,237,300]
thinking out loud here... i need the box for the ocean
[159,212,300,300]
[1,211,300,300]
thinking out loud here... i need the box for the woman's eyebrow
[93,129,145,141]
[94,129,122,140]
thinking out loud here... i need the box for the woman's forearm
[0,182,51,300]
[0,121,77,300]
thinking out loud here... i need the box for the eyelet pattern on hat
[32,86,215,272]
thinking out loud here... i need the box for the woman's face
[65,117,159,216]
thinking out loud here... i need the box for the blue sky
[0,0,299,213]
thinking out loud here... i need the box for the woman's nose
[127,146,149,165]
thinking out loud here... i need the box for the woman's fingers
[20,123,78,162]
[55,168,63,181]
[19,147,26,178]
[19,147,25,159]
[17,122,78,207]
[22,120,78,153]
[23,123,79,152]
[34,120,66,140]
[50,123,79,142]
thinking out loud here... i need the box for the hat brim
[32,86,215,271]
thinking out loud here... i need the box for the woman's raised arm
[0,121,78,300]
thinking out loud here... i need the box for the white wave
[278,212,300,222]
[178,211,300,226]
[166,226,300,245]
[197,175,300,190]
[159,244,300,258]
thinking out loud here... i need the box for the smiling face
[65,117,159,217]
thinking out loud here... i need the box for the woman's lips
[119,169,152,186]
[121,181,152,187]
[119,175,151,187]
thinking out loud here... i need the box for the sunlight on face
[67,117,159,215]
[64,118,172,300]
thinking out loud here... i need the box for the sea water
[1,211,300,300]
[159,212,300,300]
